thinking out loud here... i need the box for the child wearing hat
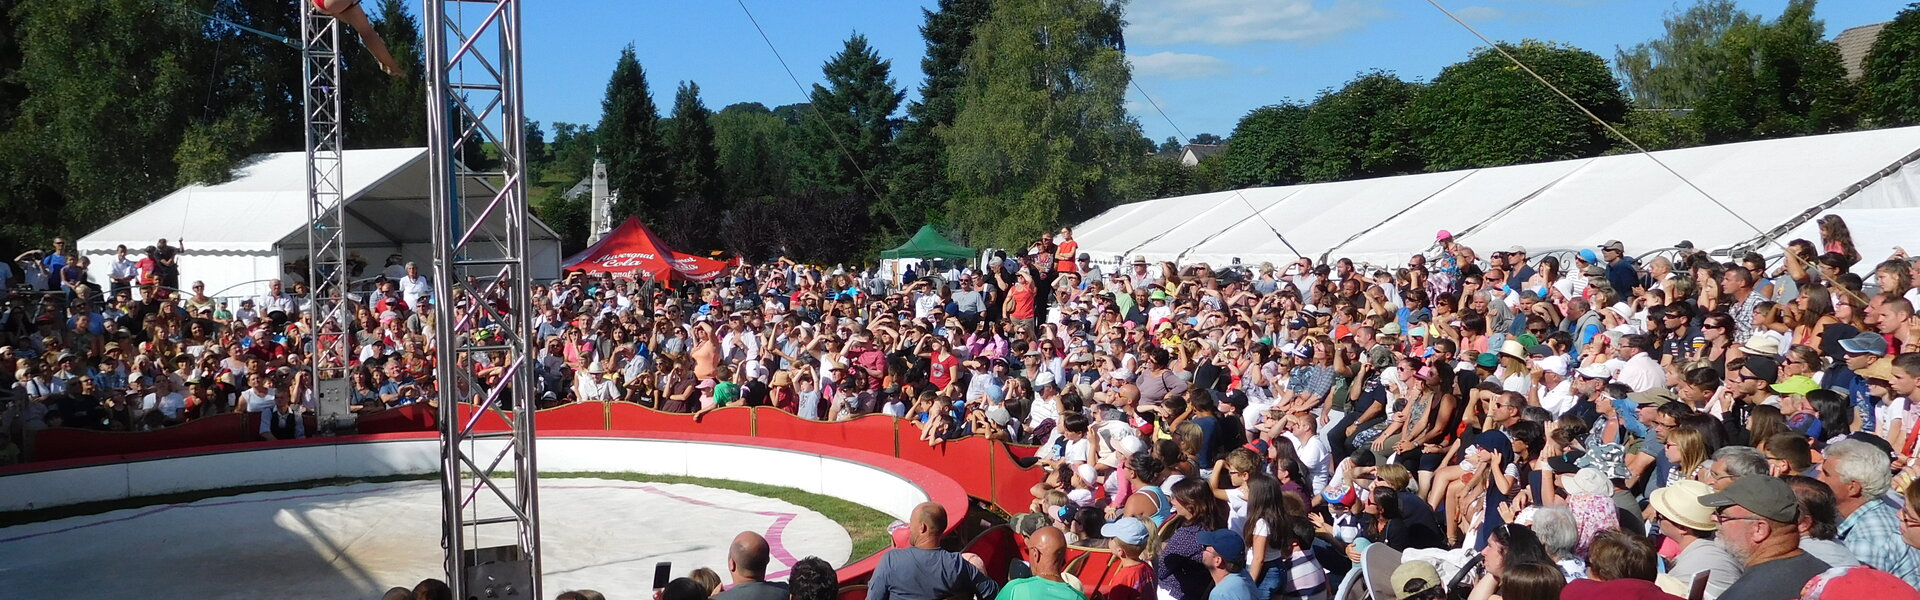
[1096,518,1156,600]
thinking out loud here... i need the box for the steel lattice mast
[423,0,543,597]
[302,3,354,427]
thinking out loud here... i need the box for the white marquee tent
[1074,125,1920,269]
[78,147,563,299]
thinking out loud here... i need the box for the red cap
[1801,566,1920,600]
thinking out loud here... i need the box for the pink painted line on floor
[3,481,821,578]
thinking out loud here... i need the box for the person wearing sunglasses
[1700,475,1832,600]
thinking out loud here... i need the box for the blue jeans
[1254,563,1286,600]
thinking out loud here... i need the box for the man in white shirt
[398,262,432,311]
[1613,333,1665,393]
[256,280,298,319]
[142,377,188,423]
[1531,355,1579,418]
[109,245,139,294]
[575,363,619,402]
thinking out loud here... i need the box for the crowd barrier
[16,403,1107,587]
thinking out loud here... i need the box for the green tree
[1190,133,1224,145]
[1613,0,1760,109]
[1610,109,1703,153]
[1156,136,1182,155]
[598,46,671,221]
[891,0,992,239]
[1222,104,1310,187]
[662,81,723,251]
[547,122,596,181]
[789,35,903,205]
[1116,155,1197,202]
[713,104,794,201]
[1406,41,1628,171]
[1299,72,1423,182]
[345,0,425,149]
[1693,0,1857,142]
[1862,3,1920,126]
[944,0,1141,248]
[534,185,592,255]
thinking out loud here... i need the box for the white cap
[1066,488,1096,507]
[1110,368,1133,382]
[985,405,1012,426]
[1033,371,1057,388]
[1535,355,1568,377]
[1577,363,1614,380]
[1117,435,1145,456]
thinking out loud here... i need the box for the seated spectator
[999,526,1082,600]
[1702,476,1831,600]
[711,531,786,600]
[865,502,998,600]
[1649,480,1741,600]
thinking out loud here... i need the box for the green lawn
[0,471,895,560]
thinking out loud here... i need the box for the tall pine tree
[598,46,671,222]
[943,0,1141,248]
[890,0,991,238]
[661,81,723,251]
[788,34,903,208]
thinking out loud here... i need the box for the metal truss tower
[423,1,543,597]
[302,3,354,429]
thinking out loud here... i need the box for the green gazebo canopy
[880,225,975,261]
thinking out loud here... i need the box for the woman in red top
[1054,227,1079,274]
[927,337,960,391]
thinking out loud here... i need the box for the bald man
[713,531,788,600]
[867,502,1000,600]
[999,527,1085,600]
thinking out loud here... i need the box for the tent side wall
[77,245,284,301]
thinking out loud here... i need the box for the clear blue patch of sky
[510,0,1901,143]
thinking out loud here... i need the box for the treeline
[539,0,1176,262]
[1220,0,1920,188]
[0,0,426,256]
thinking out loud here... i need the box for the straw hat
[1499,339,1527,361]
[1651,479,1718,532]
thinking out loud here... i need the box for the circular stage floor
[0,478,853,599]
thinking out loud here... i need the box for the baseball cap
[1578,249,1599,263]
[1535,355,1568,377]
[1600,240,1624,252]
[1743,356,1779,383]
[1435,230,1452,241]
[1474,353,1499,369]
[1698,475,1800,523]
[1390,561,1443,599]
[1576,363,1613,380]
[1770,375,1819,396]
[1101,518,1150,546]
[1506,245,1526,255]
[1582,264,1606,277]
[1196,529,1246,563]
[1801,565,1920,600]
[1839,332,1890,356]
[1628,388,1676,406]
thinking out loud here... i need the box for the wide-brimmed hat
[1651,479,1718,532]
[1740,336,1783,357]
[1564,467,1612,497]
[1499,339,1527,361]
[1576,443,1629,480]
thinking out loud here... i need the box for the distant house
[1835,21,1888,80]
[1179,144,1226,167]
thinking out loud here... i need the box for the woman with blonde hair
[1667,426,1712,483]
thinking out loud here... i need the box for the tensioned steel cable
[1130,78,1304,259]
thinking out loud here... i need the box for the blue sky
[515,0,1901,143]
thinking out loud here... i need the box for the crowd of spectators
[16,215,1920,600]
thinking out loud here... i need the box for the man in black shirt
[1701,475,1831,600]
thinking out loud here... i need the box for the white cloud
[1450,5,1506,23]
[1130,52,1234,80]
[1127,0,1387,46]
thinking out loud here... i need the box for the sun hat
[771,372,792,386]
[1628,388,1676,406]
[1576,443,1630,480]
[1390,561,1443,599]
[1110,369,1133,382]
[1740,336,1783,357]
[1650,479,1717,531]
[1564,467,1612,497]
[1582,264,1606,277]
[1499,339,1527,361]
[1699,474,1800,523]
[1474,353,1499,369]
[1771,375,1819,396]
[985,405,1012,426]
[1380,322,1402,336]
[1102,518,1151,546]
[1860,356,1897,382]
[586,363,606,375]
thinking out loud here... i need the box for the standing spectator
[152,238,182,291]
[109,245,138,296]
[399,262,432,311]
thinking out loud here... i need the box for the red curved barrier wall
[19,403,1056,585]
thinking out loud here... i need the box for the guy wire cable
[1130,78,1305,259]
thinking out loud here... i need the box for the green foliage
[1863,3,1920,127]
[1223,104,1310,187]
[891,0,993,241]
[1609,109,1703,153]
[1693,0,1857,142]
[712,109,794,201]
[1614,0,1760,109]
[547,122,597,182]
[175,108,268,186]
[345,0,425,149]
[598,46,672,222]
[943,0,1141,249]
[1299,72,1423,182]
[789,34,903,207]
[534,184,592,255]
[663,81,723,251]
[1407,41,1628,171]
[1190,133,1224,146]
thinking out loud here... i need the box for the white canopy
[78,148,562,298]
[1076,125,1920,269]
